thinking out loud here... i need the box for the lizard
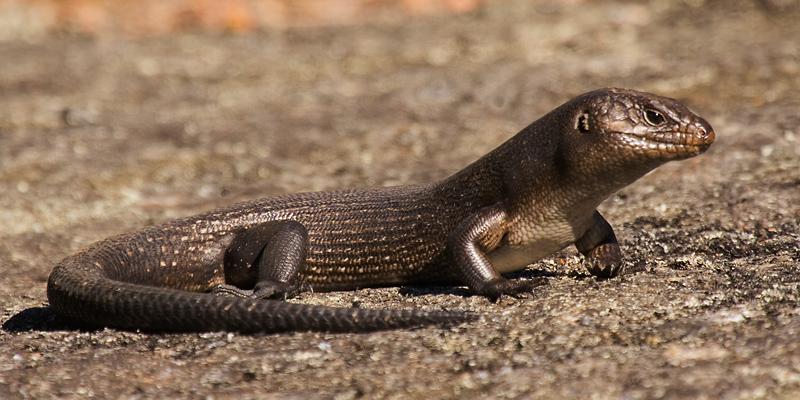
[47,88,715,333]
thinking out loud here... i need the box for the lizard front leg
[449,204,542,300]
[214,220,308,299]
[575,211,623,278]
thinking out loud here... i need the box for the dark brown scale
[47,88,715,333]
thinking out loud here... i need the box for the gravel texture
[1,0,799,398]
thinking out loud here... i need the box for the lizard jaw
[612,127,714,160]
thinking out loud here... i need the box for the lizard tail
[47,261,474,333]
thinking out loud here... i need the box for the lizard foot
[252,281,302,300]
[211,281,301,300]
[585,243,624,279]
[479,277,548,302]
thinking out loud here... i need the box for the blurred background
[1,0,484,36]
[1,1,799,399]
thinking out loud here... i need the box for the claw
[586,243,623,279]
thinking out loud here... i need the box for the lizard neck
[496,105,650,219]
[432,133,512,210]
[430,109,592,216]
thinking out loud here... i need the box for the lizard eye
[643,108,666,126]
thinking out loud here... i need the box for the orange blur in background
[0,0,486,36]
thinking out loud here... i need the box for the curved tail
[47,259,473,333]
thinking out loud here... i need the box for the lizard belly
[487,238,573,273]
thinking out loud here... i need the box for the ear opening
[576,112,591,133]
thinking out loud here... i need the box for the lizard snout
[691,119,715,150]
[697,120,715,145]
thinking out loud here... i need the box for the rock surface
[1,0,799,398]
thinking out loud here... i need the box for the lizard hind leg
[213,220,309,300]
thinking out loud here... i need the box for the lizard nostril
[696,121,715,145]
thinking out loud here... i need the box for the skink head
[572,87,715,160]
[557,88,715,189]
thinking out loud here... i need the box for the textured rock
[1,0,799,398]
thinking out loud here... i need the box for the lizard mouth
[613,129,715,158]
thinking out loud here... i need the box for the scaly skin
[47,88,715,333]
